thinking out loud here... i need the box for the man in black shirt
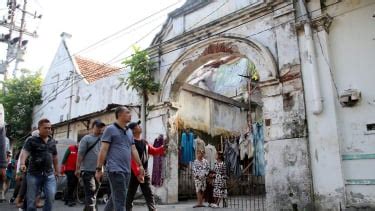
[126,121,166,211]
[19,118,58,211]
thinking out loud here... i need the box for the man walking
[126,121,167,211]
[95,106,144,211]
[0,125,7,203]
[19,118,58,211]
[61,140,79,206]
[76,119,105,211]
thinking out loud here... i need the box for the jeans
[26,173,56,211]
[126,174,156,211]
[82,171,100,211]
[104,172,130,211]
[65,171,78,203]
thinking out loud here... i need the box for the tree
[121,46,159,137]
[0,70,43,147]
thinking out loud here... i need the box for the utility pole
[0,0,40,80]
[13,0,27,77]
[2,0,16,81]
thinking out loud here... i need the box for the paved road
[0,199,237,211]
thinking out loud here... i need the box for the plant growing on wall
[120,46,160,136]
[121,46,160,94]
[0,69,43,147]
[248,62,259,82]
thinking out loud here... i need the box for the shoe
[9,197,15,203]
[68,201,76,207]
[210,203,219,208]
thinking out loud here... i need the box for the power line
[35,0,362,99]
[33,20,166,114]
[37,0,296,89]
[150,0,345,69]
[47,0,183,71]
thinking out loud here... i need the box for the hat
[92,119,105,128]
[128,120,141,130]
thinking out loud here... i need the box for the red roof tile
[74,56,121,83]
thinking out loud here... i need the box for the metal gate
[178,163,196,200]
[226,174,265,210]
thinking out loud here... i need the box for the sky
[0,0,185,77]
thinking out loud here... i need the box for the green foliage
[248,62,259,81]
[0,70,43,147]
[121,46,159,95]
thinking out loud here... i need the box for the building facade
[143,0,375,210]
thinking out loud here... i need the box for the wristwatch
[96,167,102,172]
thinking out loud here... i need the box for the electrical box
[339,89,361,107]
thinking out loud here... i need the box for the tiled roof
[74,56,121,83]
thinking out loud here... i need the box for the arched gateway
[150,34,312,210]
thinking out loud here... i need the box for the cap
[128,120,141,130]
[92,119,105,128]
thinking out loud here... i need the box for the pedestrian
[192,150,209,208]
[60,140,79,206]
[0,125,7,203]
[4,151,15,197]
[212,152,227,208]
[126,121,167,211]
[19,118,58,211]
[76,119,106,211]
[95,106,144,211]
[14,130,44,209]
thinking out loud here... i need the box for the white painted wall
[33,38,140,130]
[301,0,375,208]
[326,0,375,206]
[161,0,264,42]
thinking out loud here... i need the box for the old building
[142,0,375,210]
[33,0,375,210]
[33,32,140,142]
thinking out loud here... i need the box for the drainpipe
[299,0,323,115]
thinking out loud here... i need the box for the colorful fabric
[181,132,194,164]
[151,137,164,187]
[61,145,78,172]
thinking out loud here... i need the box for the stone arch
[159,33,278,102]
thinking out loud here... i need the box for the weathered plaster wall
[265,138,313,210]
[178,90,247,135]
[326,0,375,207]
[148,1,313,208]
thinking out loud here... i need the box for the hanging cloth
[204,144,217,170]
[188,131,195,161]
[181,131,195,164]
[252,123,265,176]
[152,136,164,187]
[224,138,241,178]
